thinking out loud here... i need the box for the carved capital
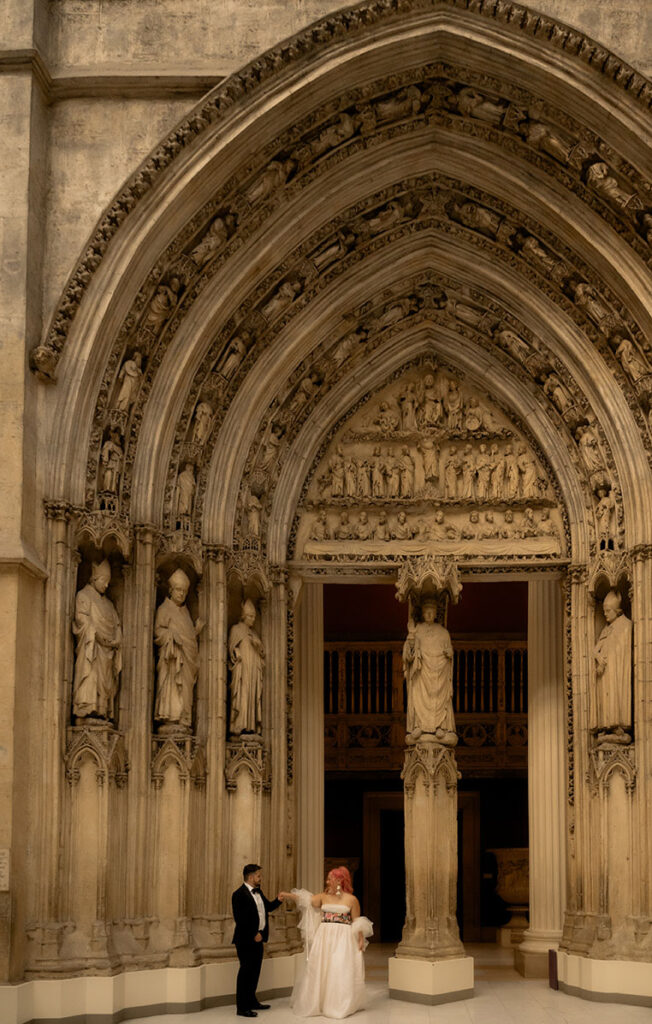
[150,734,205,788]
[225,737,270,793]
[401,740,460,796]
[65,724,129,788]
[587,742,636,795]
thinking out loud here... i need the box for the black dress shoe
[252,1003,270,1010]
[236,1012,257,1018]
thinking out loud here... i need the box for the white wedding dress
[291,890,374,1019]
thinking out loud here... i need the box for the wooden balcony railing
[324,637,527,775]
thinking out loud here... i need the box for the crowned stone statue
[72,560,122,723]
[402,598,457,745]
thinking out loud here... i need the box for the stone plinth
[390,738,473,1003]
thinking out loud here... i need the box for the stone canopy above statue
[294,359,566,564]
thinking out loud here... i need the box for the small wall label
[0,849,9,890]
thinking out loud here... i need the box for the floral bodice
[321,903,352,925]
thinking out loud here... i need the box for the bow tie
[251,887,262,895]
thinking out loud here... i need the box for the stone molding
[31,0,652,379]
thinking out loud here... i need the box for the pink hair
[329,866,353,894]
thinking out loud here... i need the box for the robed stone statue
[592,589,633,743]
[72,560,122,722]
[402,598,456,745]
[154,568,203,731]
[229,599,265,737]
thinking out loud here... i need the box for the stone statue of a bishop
[592,589,633,743]
[229,599,265,737]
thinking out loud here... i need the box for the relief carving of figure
[520,507,538,538]
[309,510,331,541]
[392,510,414,540]
[419,437,439,483]
[455,87,506,126]
[417,374,442,427]
[229,599,264,737]
[361,194,418,237]
[464,397,483,433]
[262,277,303,321]
[573,282,612,332]
[461,510,480,539]
[374,400,400,433]
[246,491,262,537]
[100,430,123,493]
[517,445,538,499]
[375,510,390,541]
[614,335,650,384]
[475,443,492,501]
[479,510,500,540]
[460,443,476,501]
[72,560,122,722]
[371,446,385,498]
[402,600,456,744]
[259,423,283,473]
[154,569,203,732]
[495,327,531,364]
[310,227,357,273]
[444,446,459,499]
[356,510,373,540]
[331,327,366,368]
[453,200,503,239]
[115,351,143,412]
[385,449,401,499]
[586,162,641,212]
[191,401,214,446]
[356,457,372,499]
[489,443,504,499]
[592,590,633,743]
[503,445,519,500]
[398,383,419,431]
[246,158,296,204]
[543,373,573,416]
[344,452,358,498]
[576,424,605,480]
[307,113,359,161]
[188,214,233,268]
[399,447,415,498]
[335,510,354,540]
[444,380,463,430]
[219,334,248,379]
[446,296,486,327]
[373,85,422,124]
[521,119,578,165]
[538,509,559,541]
[143,277,181,333]
[595,487,616,550]
[520,235,565,282]
[329,446,345,498]
[176,463,196,519]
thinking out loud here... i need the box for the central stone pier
[389,557,474,1004]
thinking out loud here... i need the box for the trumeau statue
[72,560,122,722]
[229,599,264,737]
[154,568,203,732]
[402,599,456,745]
[592,590,633,744]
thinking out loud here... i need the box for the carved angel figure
[155,569,203,731]
[72,560,122,721]
[229,599,264,737]
[402,600,456,744]
[219,334,248,379]
[192,401,214,446]
[142,277,180,333]
[262,278,303,321]
[246,158,296,204]
[189,214,232,268]
[614,336,650,384]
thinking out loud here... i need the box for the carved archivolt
[32,2,652,379]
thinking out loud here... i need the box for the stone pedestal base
[0,953,299,1024]
[556,951,652,1007]
[514,930,561,978]
[388,955,474,1004]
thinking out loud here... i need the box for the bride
[280,867,373,1019]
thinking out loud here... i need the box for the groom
[232,863,284,1018]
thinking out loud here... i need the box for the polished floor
[132,944,650,1023]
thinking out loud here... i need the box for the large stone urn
[488,847,529,947]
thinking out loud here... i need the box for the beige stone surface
[1,0,652,1013]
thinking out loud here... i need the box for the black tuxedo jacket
[231,883,281,944]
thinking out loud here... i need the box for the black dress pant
[235,939,264,1011]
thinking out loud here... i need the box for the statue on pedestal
[72,560,122,722]
[402,599,456,745]
[154,568,203,732]
[229,599,265,737]
[592,589,633,744]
